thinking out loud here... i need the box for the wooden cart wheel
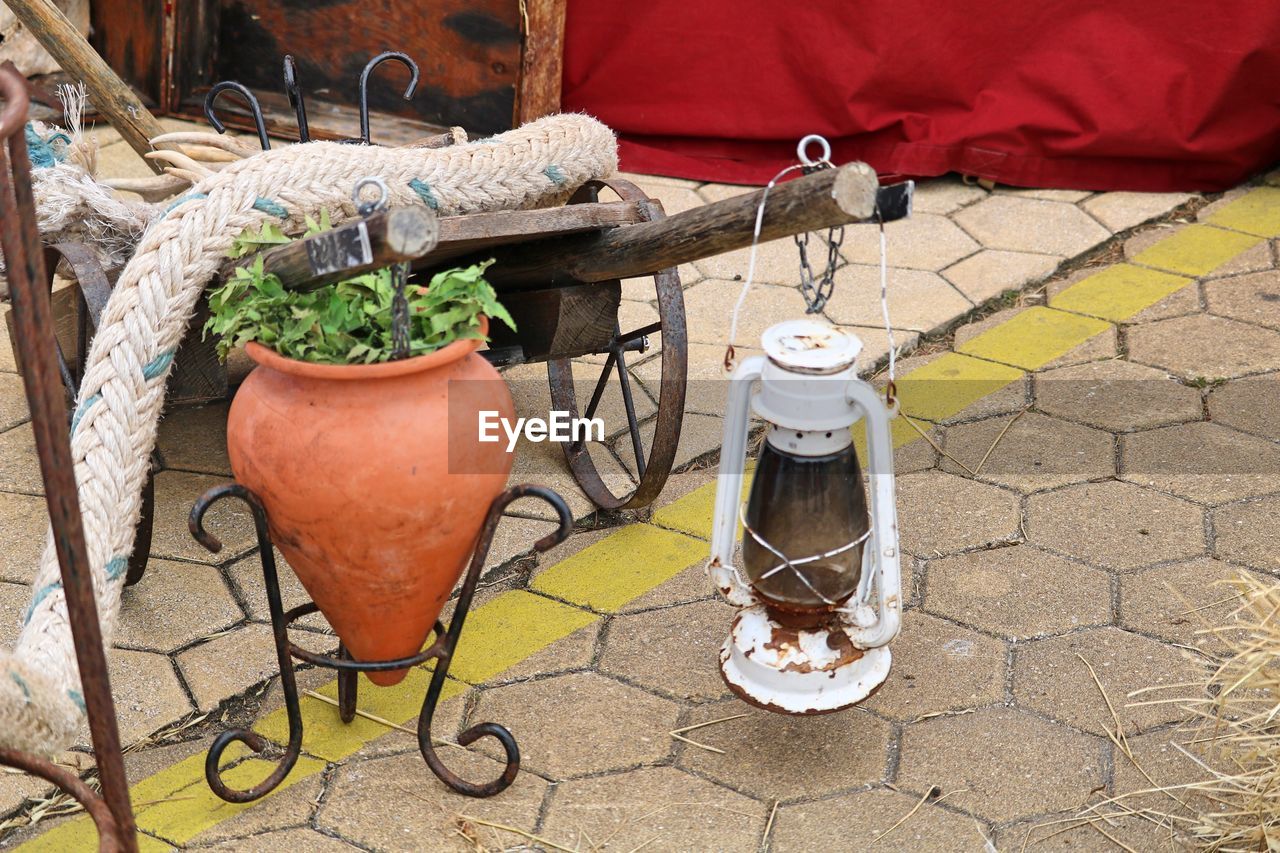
[546,178,688,511]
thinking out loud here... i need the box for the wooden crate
[89,0,565,143]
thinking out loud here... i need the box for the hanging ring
[352,176,389,216]
[797,134,833,169]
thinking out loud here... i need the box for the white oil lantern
[709,317,901,714]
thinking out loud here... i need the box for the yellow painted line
[1049,263,1191,322]
[651,465,754,541]
[137,756,325,845]
[254,666,459,762]
[894,352,1025,422]
[532,523,707,612]
[447,590,597,684]
[955,306,1111,370]
[1132,223,1262,276]
[1203,186,1280,237]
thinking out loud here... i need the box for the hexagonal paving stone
[1013,627,1204,736]
[599,599,735,702]
[317,749,548,850]
[0,373,29,432]
[1205,269,1280,328]
[186,770,326,846]
[0,423,43,494]
[897,470,1021,557]
[684,278,808,345]
[824,266,972,333]
[925,545,1110,639]
[469,671,681,779]
[1122,421,1280,505]
[115,559,243,653]
[0,490,50,584]
[1209,373,1280,440]
[108,647,192,745]
[862,610,1005,721]
[896,707,1105,823]
[844,213,979,271]
[151,470,258,564]
[156,401,231,476]
[1128,314,1280,380]
[1082,191,1193,232]
[998,811,1183,851]
[1213,496,1280,572]
[677,698,892,800]
[911,177,987,215]
[176,622,282,710]
[772,787,991,852]
[541,766,766,852]
[1112,727,1220,817]
[954,196,1109,257]
[1120,558,1259,652]
[1026,481,1205,571]
[942,249,1060,305]
[692,238,812,287]
[940,411,1114,492]
[1035,359,1203,432]
[204,828,355,852]
[0,580,27,646]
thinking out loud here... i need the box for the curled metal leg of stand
[417,484,574,797]
[0,749,127,853]
[190,484,303,802]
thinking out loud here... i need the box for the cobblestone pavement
[5,125,1277,850]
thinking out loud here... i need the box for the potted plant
[205,217,517,685]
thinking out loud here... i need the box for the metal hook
[204,81,271,151]
[282,55,310,143]
[358,51,420,145]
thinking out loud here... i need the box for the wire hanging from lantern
[724,135,900,411]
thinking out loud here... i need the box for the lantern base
[719,606,892,715]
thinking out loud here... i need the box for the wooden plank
[423,201,644,263]
[4,0,172,170]
[516,0,566,124]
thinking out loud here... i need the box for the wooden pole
[2,0,170,173]
[475,162,881,289]
[221,206,439,292]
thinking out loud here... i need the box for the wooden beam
[223,200,644,291]
[3,0,172,172]
[475,162,880,289]
[222,206,439,292]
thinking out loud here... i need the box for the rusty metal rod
[0,67,138,852]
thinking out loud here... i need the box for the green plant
[205,216,515,364]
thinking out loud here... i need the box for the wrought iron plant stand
[189,482,572,801]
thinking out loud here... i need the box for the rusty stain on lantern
[709,318,901,714]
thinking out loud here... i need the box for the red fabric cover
[561,1,1280,190]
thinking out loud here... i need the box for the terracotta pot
[226,318,513,686]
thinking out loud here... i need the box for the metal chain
[352,176,412,361]
[795,220,845,314]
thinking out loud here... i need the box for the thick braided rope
[0,114,617,756]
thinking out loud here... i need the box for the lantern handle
[708,355,764,607]
[840,379,902,649]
